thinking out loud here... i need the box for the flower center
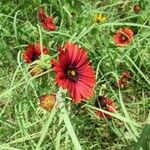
[32,55,38,61]
[31,51,39,62]
[121,34,128,42]
[66,66,78,80]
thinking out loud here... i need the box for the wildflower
[52,42,96,103]
[95,96,116,119]
[23,43,48,63]
[39,94,56,111]
[133,4,141,13]
[113,27,134,47]
[38,8,56,31]
[95,13,106,23]
[117,71,130,88]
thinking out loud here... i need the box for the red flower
[52,42,96,103]
[95,96,116,119]
[38,8,56,31]
[23,43,48,63]
[113,28,134,47]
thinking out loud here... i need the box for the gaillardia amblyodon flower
[95,96,116,119]
[23,43,48,63]
[113,27,134,47]
[38,8,56,31]
[52,42,96,103]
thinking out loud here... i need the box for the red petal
[76,48,89,68]
[75,81,94,99]
[65,42,74,62]
[46,23,57,31]
[53,63,64,73]
[70,82,75,100]
[39,9,56,31]
[46,17,53,23]
[79,65,95,78]
[55,73,66,87]
[23,44,35,63]
[123,28,134,37]
[79,76,96,87]
[72,84,82,103]
[113,33,122,44]
[59,53,69,68]
[61,79,70,89]
[51,59,59,69]
[39,8,47,21]
[71,44,79,64]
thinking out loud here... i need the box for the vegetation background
[0,0,150,149]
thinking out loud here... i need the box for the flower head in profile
[113,27,134,47]
[38,8,56,31]
[52,42,96,103]
[94,13,106,23]
[23,43,48,63]
[95,96,116,119]
[39,94,56,111]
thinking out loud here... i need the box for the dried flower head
[39,94,56,111]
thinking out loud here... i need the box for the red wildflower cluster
[52,42,96,103]
[117,71,130,88]
[39,8,56,31]
[23,43,48,63]
[95,96,116,119]
[113,28,134,47]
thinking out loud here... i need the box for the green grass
[0,0,150,150]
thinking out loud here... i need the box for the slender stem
[57,88,82,150]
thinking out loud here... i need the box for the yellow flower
[95,14,106,23]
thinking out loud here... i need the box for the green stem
[57,88,82,150]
